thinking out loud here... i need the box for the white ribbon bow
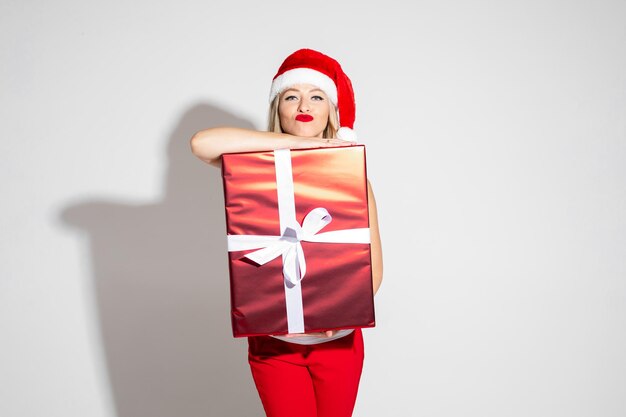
[228,207,370,286]
[226,148,370,333]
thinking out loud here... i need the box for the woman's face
[278,84,330,137]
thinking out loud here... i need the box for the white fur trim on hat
[269,68,338,104]
[336,127,358,142]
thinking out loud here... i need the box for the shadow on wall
[60,104,264,417]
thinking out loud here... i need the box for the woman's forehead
[281,84,327,95]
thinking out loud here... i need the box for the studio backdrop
[2,1,625,417]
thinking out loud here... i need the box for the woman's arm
[190,127,352,167]
[367,180,383,295]
[317,183,381,337]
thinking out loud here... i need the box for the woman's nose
[298,99,310,112]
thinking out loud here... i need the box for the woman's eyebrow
[282,87,325,94]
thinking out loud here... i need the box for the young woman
[190,48,383,417]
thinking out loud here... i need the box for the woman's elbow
[371,248,383,294]
[190,129,219,165]
[373,265,383,295]
[190,129,209,155]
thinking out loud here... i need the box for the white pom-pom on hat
[336,127,358,142]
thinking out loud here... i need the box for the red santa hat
[269,48,357,141]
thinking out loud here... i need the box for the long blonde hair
[267,95,339,139]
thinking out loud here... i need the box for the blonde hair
[267,94,339,139]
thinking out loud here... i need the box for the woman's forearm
[190,127,297,167]
[190,127,352,167]
[367,181,383,295]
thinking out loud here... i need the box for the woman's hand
[281,330,339,338]
[290,136,356,149]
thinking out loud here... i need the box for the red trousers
[248,329,364,417]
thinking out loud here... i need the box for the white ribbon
[226,148,370,333]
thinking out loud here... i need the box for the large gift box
[221,145,375,337]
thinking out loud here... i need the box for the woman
[190,48,383,417]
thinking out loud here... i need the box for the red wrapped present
[221,145,375,337]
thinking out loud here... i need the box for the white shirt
[270,329,354,345]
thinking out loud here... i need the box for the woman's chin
[305,128,326,138]
[288,128,323,138]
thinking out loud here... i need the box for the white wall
[2,1,625,416]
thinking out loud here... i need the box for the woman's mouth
[295,114,314,122]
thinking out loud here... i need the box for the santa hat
[269,48,357,141]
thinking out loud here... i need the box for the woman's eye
[311,95,324,101]
[284,95,298,101]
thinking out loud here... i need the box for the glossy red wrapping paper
[221,145,375,337]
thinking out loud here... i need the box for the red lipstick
[295,114,314,122]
